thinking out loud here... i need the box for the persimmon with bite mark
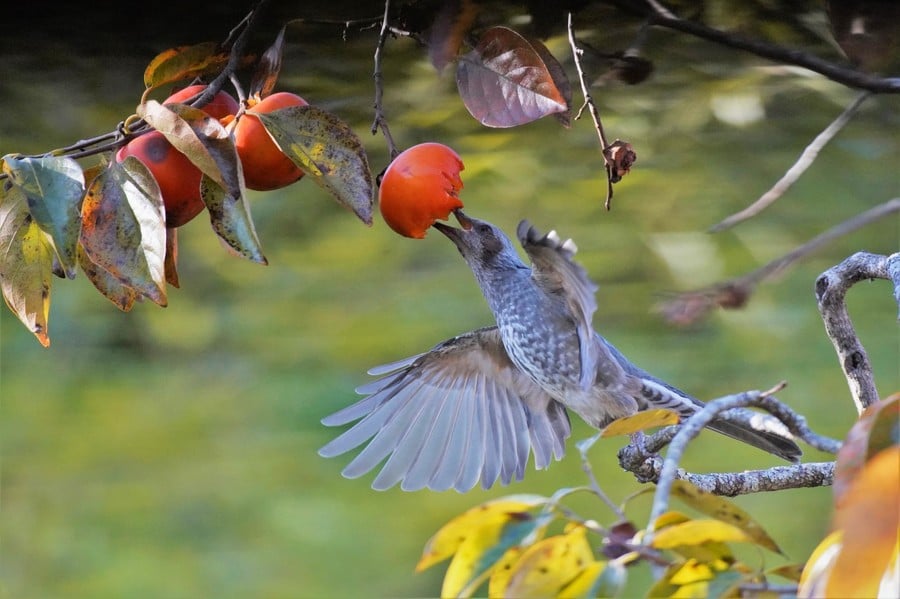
[378,142,465,239]
[234,92,308,191]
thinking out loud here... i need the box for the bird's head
[433,210,524,275]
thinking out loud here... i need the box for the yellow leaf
[442,512,544,598]
[653,510,692,530]
[670,480,782,554]
[651,519,750,550]
[827,446,900,599]
[502,525,596,598]
[416,494,549,572]
[143,42,228,91]
[0,183,53,347]
[797,530,843,598]
[557,560,606,598]
[601,409,680,437]
[487,546,522,598]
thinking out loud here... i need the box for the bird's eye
[476,223,492,235]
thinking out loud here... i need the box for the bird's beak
[432,208,472,240]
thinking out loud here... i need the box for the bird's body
[319,212,801,492]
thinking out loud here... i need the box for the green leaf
[143,42,227,91]
[254,105,374,225]
[0,182,53,347]
[2,154,85,278]
[200,174,267,264]
[80,158,167,306]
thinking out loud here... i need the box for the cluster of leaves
[419,392,900,598]
[0,37,374,347]
[417,479,800,598]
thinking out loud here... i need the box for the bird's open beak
[433,208,473,239]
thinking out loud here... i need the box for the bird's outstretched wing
[318,326,571,492]
[517,221,600,391]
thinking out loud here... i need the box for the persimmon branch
[371,0,399,160]
[657,198,900,326]
[610,0,900,93]
[710,91,872,233]
[815,251,900,413]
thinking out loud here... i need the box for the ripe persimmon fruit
[378,142,465,239]
[164,84,240,120]
[234,91,308,191]
[116,85,239,228]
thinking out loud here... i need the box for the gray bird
[319,211,801,492]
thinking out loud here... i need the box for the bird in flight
[319,211,801,492]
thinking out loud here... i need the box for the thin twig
[576,435,629,520]
[566,11,615,209]
[711,92,872,232]
[657,198,900,326]
[815,251,900,412]
[371,0,399,159]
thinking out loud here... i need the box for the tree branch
[609,0,900,93]
[657,198,900,326]
[642,386,842,531]
[815,251,900,413]
[709,91,871,232]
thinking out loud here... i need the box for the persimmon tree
[1,1,898,597]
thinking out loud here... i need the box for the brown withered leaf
[143,42,229,92]
[603,140,636,183]
[250,26,286,99]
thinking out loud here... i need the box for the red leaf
[456,26,570,128]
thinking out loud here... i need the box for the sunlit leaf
[417,495,550,572]
[200,174,266,264]
[80,158,167,306]
[828,446,900,599]
[0,182,52,346]
[255,104,374,225]
[456,26,569,127]
[77,244,140,312]
[601,409,680,437]
[669,480,783,554]
[501,524,596,598]
[250,26,286,99]
[651,519,751,549]
[834,393,900,506]
[2,154,85,278]
[798,530,843,598]
[486,546,522,598]
[143,42,228,91]
[443,512,549,598]
[427,0,479,72]
[528,36,572,128]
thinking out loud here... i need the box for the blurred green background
[1,2,898,597]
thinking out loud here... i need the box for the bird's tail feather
[707,408,802,463]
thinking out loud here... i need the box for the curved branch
[634,385,841,531]
[815,251,900,412]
